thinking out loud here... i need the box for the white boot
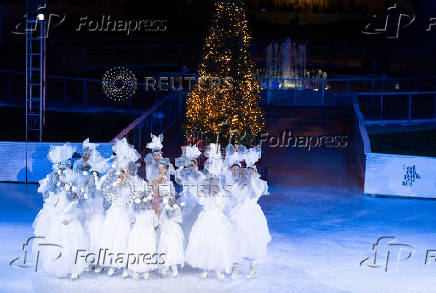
[171,265,178,278]
[216,270,224,281]
[108,267,116,277]
[122,269,129,279]
[94,266,103,273]
[247,263,256,279]
[143,271,150,279]
[133,271,139,280]
[231,263,238,279]
[71,273,80,280]
[200,270,208,279]
[160,266,168,277]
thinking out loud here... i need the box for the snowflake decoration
[102,67,137,102]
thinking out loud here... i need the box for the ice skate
[247,263,256,279]
[171,265,178,278]
[71,273,80,280]
[143,271,150,279]
[216,270,224,281]
[200,270,208,279]
[231,262,238,279]
[133,271,139,280]
[160,266,168,277]
[107,267,115,277]
[122,269,129,279]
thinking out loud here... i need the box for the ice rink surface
[2,180,436,293]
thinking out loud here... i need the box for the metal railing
[261,77,436,123]
[356,91,436,124]
[112,91,186,151]
[0,70,162,112]
[351,95,371,180]
[260,76,436,94]
[2,69,436,127]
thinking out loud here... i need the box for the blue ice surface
[2,181,436,293]
[0,182,41,224]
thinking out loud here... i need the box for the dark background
[1,0,434,77]
[0,0,435,142]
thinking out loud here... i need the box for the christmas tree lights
[185,0,265,146]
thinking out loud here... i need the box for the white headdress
[205,143,221,159]
[83,138,110,174]
[112,138,140,170]
[244,147,262,167]
[48,143,76,164]
[224,144,246,166]
[175,145,202,168]
[185,145,201,160]
[146,133,164,152]
[83,138,97,151]
[204,143,223,176]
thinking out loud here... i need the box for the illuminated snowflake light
[102,67,137,102]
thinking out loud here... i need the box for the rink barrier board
[0,141,112,183]
[364,152,436,199]
[365,193,436,201]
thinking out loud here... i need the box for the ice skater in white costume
[73,138,109,273]
[40,144,90,279]
[174,144,205,242]
[153,160,184,278]
[126,162,159,280]
[33,144,74,260]
[98,138,138,278]
[185,143,236,280]
[145,133,175,181]
[228,147,271,279]
[34,143,89,280]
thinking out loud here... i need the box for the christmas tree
[185,0,264,146]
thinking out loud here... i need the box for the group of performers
[32,134,271,281]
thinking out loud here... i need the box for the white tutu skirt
[41,217,89,277]
[158,218,184,267]
[181,202,202,247]
[32,196,59,256]
[83,197,105,253]
[185,207,235,273]
[230,200,271,261]
[84,212,104,254]
[98,206,132,268]
[32,208,53,257]
[127,210,157,272]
